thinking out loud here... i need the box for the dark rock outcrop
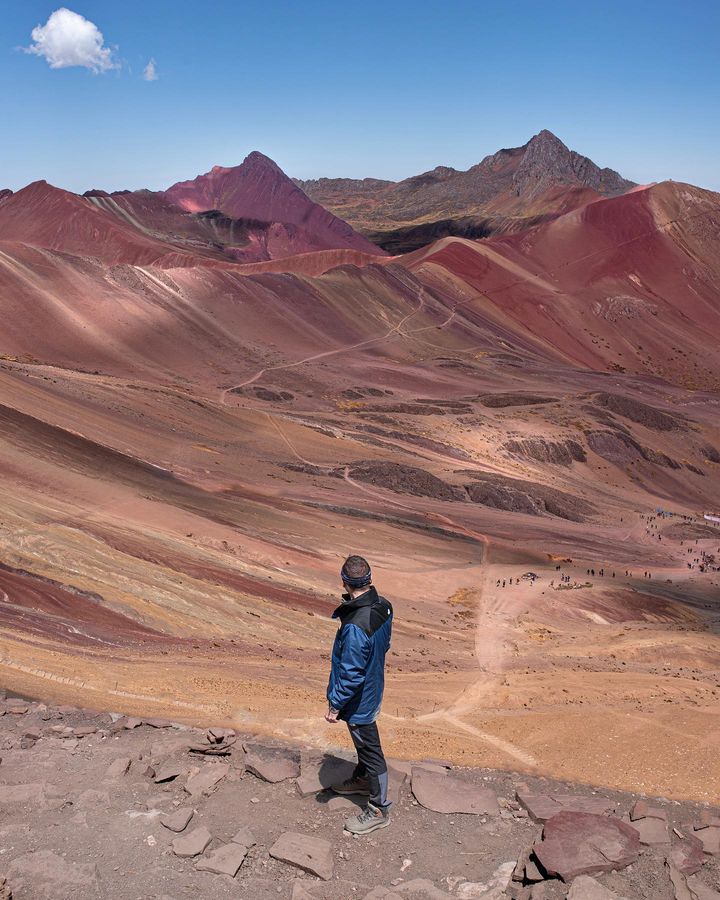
[586,431,681,469]
[464,473,595,522]
[478,393,558,408]
[504,438,586,466]
[343,461,465,502]
[593,393,683,432]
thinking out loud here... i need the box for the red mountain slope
[406,181,720,389]
[0,181,220,268]
[164,151,386,257]
[90,188,381,264]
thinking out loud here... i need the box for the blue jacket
[326,587,393,725]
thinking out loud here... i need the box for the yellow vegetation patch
[336,400,367,411]
[448,587,478,607]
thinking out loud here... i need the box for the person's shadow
[312,754,365,809]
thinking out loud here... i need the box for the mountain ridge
[294,129,636,252]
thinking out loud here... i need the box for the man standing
[325,555,393,834]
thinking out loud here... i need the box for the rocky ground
[1,695,718,900]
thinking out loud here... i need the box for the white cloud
[143,58,158,81]
[25,8,118,73]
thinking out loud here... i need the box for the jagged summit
[296,130,637,251]
[510,129,633,198]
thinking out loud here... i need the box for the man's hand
[325,705,340,723]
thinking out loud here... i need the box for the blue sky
[2,1,719,193]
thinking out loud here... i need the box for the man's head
[341,554,372,594]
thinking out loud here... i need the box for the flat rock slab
[567,875,630,899]
[172,825,212,858]
[516,787,616,823]
[297,754,355,796]
[668,864,694,900]
[411,768,498,816]
[231,825,257,847]
[72,725,97,737]
[269,831,334,881]
[694,825,720,856]
[154,762,186,783]
[622,810,669,845]
[533,811,640,882]
[160,807,194,833]
[671,833,706,875]
[684,824,720,855]
[105,756,131,779]
[195,842,248,877]
[246,750,300,784]
[185,763,229,797]
[686,874,720,900]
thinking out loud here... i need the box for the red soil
[0,564,165,647]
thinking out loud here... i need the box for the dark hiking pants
[347,721,390,809]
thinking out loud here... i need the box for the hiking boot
[330,776,370,796]
[344,803,390,835]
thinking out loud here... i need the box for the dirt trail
[220,288,428,402]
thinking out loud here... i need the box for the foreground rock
[231,826,257,847]
[411,768,499,815]
[684,820,720,856]
[668,864,720,900]
[160,807,194,833]
[623,800,670,845]
[245,747,300,783]
[104,756,131,779]
[516,785,617,823]
[532,811,640,881]
[185,762,229,797]
[269,832,334,881]
[172,825,212,858]
[2,695,718,899]
[195,843,248,877]
[671,833,706,875]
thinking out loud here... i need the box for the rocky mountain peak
[513,129,633,198]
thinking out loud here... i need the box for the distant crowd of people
[489,508,720,592]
